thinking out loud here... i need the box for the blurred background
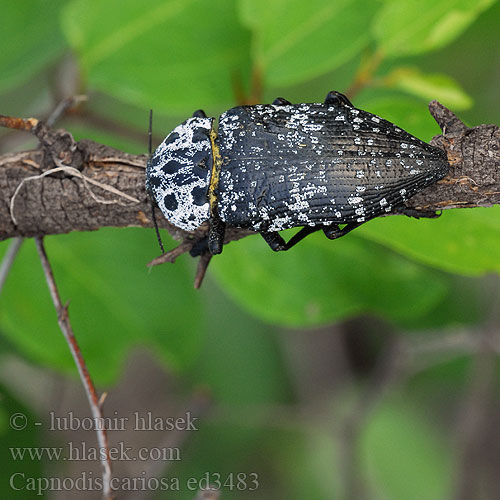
[1,0,499,498]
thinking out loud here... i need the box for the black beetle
[146,91,448,255]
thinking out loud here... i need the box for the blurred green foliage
[0,0,499,498]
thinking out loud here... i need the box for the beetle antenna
[148,109,165,254]
[148,108,153,157]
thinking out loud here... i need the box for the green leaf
[373,0,497,58]
[0,385,45,498]
[62,0,251,113]
[361,397,453,500]
[386,67,473,110]
[396,275,482,330]
[211,231,447,327]
[361,206,500,276]
[239,0,381,87]
[270,427,342,500]
[0,0,67,92]
[0,228,204,384]
[191,289,291,405]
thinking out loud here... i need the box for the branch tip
[194,253,212,289]
[148,242,192,267]
[0,114,40,133]
[429,100,468,135]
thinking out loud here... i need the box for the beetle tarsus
[324,91,353,107]
[261,226,323,251]
[260,231,288,251]
[272,97,292,106]
[323,222,363,240]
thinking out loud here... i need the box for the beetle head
[146,117,213,231]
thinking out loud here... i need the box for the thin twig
[147,241,194,266]
[0,236,24,294]
[0,114,39,133]
[194,253,212,289]
[34,236,113,500]
[46,95,87,127]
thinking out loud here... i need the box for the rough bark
[0,101,498,255]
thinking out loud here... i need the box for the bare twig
[0,102,498,287]
[46,95,88,128]
[148,241,194,266]
[0,236,24,294]
[0,115,40,133]
[194,253,213,289]
[34,236,113,500]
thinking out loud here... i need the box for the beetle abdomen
[216,102,448,231]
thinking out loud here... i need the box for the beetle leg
[323,221,363,240]
[324,91,353,107]
[272,97,292,106]
[284,226,322,250]
[192,109,207,118]
[401,207,441,219]
[261,226,322,251]
[260,231,288,251]
[189,236,209,257]
[208,214,226,254]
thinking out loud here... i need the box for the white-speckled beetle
[146,91,449,255]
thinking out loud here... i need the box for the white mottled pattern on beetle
[146,117,212,230]
[146,101,448,234]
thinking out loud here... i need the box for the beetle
[146,91,449,255]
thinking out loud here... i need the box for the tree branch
[1,102,498,283]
